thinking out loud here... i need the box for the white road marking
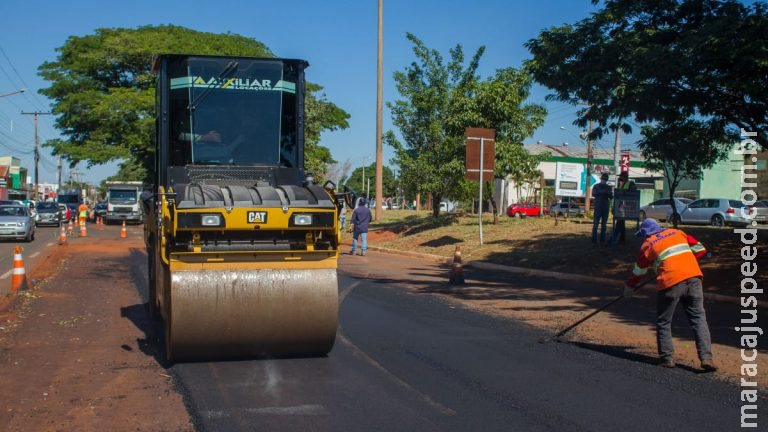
[47,243,53,247]
[338,334,456,416]
[0,270,11,280]
[30,252,40,258]
[203,405,328,419]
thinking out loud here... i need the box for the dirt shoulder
[359,210,767,299]
[0,231,192,432]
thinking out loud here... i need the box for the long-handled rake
[539,278,654,344]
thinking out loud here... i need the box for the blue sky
[0,0,621,185]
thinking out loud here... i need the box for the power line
[0,45,49,113]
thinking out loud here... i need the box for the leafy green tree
[387,34,546,218]
[344,163,396,198]
[38,25,349,183]
[525,0,768,150]
[639,120,731,226]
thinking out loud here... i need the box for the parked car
[549,202,584,217]
[35,201,62,227]
[0,205,35,242]
[750,200,768,224]
[506,202,547,218]
[666,198,751,227]
[639,198,693,221]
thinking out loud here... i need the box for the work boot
[361,251,366,256]
[700,359,718,372]
[659,358,676,368]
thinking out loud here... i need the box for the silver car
[639,198,692,221]
[667,198,751,227]
[750,201,768,224]
[0,205,36,242]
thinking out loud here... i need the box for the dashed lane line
[0,270,11,280]
[30,252,40,258]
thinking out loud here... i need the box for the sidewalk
[339,247,767,388]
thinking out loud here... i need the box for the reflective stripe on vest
[655,243,693,268]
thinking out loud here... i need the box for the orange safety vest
[78,204,89,219]
[628,228,706,291]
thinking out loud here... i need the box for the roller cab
[145,55,351,362]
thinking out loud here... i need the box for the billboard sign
[555,162,585,197]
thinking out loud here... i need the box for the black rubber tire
[711,214,724,227]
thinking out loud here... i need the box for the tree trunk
[669,185,679,228]
[416,193,421,211]
[490,197,499,224]
[432,193,441,218]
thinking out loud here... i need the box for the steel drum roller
[168,268,338,361]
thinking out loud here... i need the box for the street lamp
[0,88,26,98]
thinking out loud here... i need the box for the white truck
[105,181,144,224]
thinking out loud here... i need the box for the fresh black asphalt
[170,272,766,432]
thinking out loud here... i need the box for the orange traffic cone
[97,217,103,230]
[59,223,67,245]
[67,220,73,236]
[11,246,28,292]
[449,245,465,285]
[80,220,87,237]
[120,220,127,238]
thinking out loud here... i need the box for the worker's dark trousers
[591,207,609,244]
[656,277,713,361]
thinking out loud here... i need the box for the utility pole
[21,111,52,201]
[374,0,384,220]
[57,156,62,192]
[584,117,593,214]
[613,118,622,178]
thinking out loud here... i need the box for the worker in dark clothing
[610,172,637,245]
[625,218,716,371]
[349,197,372,256]
[591,173,613,245]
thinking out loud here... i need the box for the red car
[506,202,547,217]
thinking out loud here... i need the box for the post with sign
[620,152,631,175]
[465,128,495,245]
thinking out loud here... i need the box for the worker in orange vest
[624,218,716,371]
[77,202,89,227]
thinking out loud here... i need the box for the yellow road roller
[144,54,353,361]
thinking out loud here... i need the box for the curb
[364,244,768,310]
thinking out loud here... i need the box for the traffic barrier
[59,223,67,245]
[80,220,87,237]
[120,220,127,238]
[448,245,465,285]
[11,246,28,292]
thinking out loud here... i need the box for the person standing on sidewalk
[624,218,716,371]
[349,197,372,256]
[610,172,637,245]
[591,173,613,245]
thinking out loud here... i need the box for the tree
[638,119,731,226]
[344,163,396,198]
[38,25,349,183]
[525,0,768,151]
[387,34,546,218]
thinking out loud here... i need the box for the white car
[639,198,692,221]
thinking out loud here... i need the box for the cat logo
[247,211,268,224]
